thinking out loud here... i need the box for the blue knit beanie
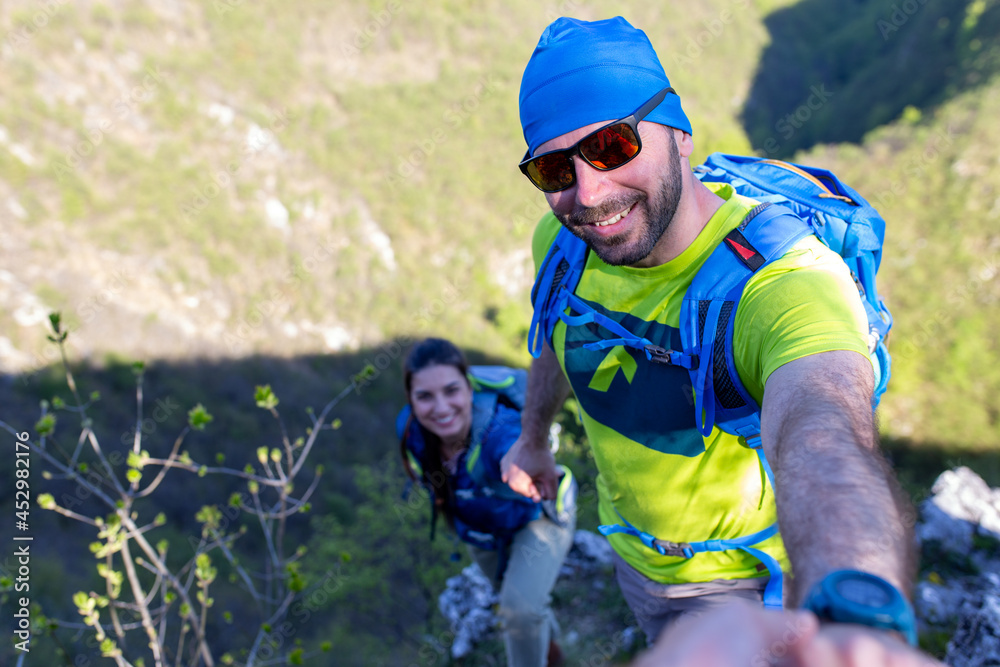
[519,16,692,156]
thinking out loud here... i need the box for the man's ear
[673,128,694,158]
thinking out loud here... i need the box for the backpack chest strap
[598,508,784,609]
[561,292,697,368]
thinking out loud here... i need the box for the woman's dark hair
[400,338,471,528]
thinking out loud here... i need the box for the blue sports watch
[801,570,918,646]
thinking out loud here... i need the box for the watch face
[835,577,892,608]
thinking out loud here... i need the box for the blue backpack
[527,153,892,609]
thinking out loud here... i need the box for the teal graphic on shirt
[563,295,705,458]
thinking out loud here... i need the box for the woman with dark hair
[399,337,576,667]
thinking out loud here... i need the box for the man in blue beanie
[502,16,941,666]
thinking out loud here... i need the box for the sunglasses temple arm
[629,86,674,125]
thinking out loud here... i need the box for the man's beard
[559,131,683,267]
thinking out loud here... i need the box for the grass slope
[1,0,999,664]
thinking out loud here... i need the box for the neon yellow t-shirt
[532,182,871,584]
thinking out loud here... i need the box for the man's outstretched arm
[501,342,571,501]
[760,349,916,606]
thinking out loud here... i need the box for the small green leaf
[38,494,56,510]
[289,648,304,665]
[156,540,168,554]
[198,465,207,477]
[223,611,233,623]
[127,450,147,470]
[78,462,88,473]
[216,452,225,464]
[331,418,342,430]
[248,480,259,494]
[48,312,62,334]
[257,447,268,464]
[35,414,56,436]
[244,463,254,474]
[154,513,166,526]
[90,390,101,401]
[188,404,213,431]
[299,503,311,514]
[72,591,89,610]
[351,363,377,385]
[131,361,145,376]
[261,623,272,633]
[52,396,65,410]
[254,385,279,410]
[228,493,242,508]
[126,469,141,484]
[321,641,332,652]
[270,448,280,462]
[179,602,191,616]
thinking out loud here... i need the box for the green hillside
[1,0,999,664]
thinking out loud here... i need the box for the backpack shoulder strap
[528,226,589,358]
[680,203,813,439]
[466,384,527,502]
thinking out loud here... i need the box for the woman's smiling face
[409,364,473,447]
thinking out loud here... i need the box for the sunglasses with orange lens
[518,86,675,193]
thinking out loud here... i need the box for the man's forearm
[761,352,916,605]
[521,343,571,448]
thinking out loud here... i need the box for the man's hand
[795,623,945,667]
[632,601,820,667]
[631,602,945,667]
[501,434,558,502]
[502,343,570,501]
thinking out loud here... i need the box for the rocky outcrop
[914,467,1000,666]
[437,529,619,658]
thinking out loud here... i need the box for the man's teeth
[594,206,632,227]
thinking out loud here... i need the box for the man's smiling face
[539,122,684,267]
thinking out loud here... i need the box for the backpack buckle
[644,344,674,365]
[653,539,694,558]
